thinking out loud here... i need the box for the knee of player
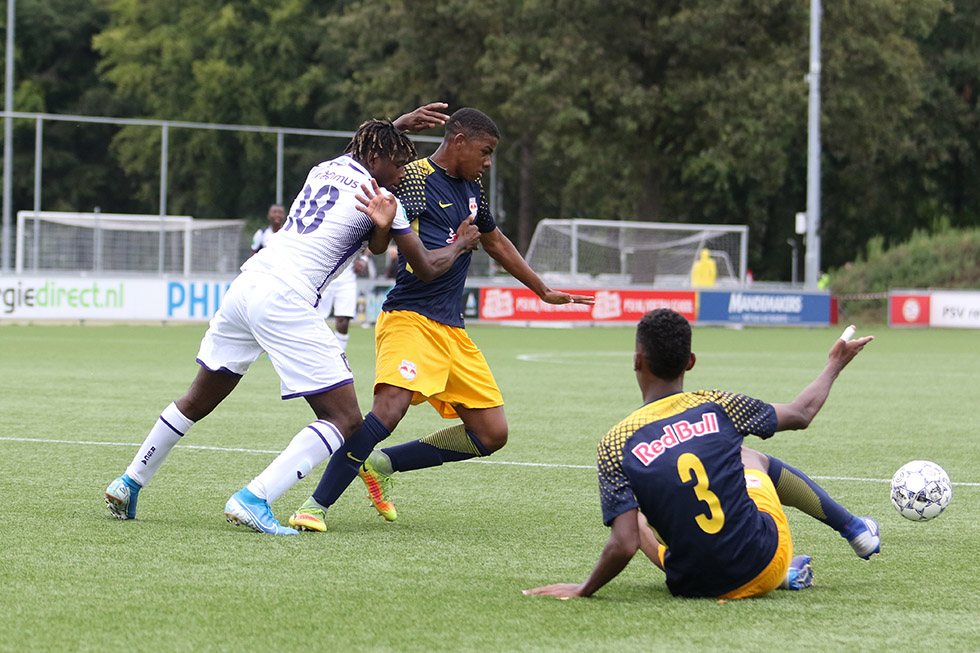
[371,385,412,430]
[311,405,362,438]
[477,427,508,453]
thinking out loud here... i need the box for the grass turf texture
[1,323,977,651]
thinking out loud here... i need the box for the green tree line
[4,0,979,280]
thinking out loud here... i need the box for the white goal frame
[525,218,749,287]
[16,210,246,276]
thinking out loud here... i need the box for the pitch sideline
[3,436,978,487]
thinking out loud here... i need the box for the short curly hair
[636,309,691,380]
[445,107,500,141]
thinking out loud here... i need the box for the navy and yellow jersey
[382,157,496,328]
[597,390,779,598]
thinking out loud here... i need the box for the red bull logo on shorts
[398,359,418,381]
[631,412,720,466]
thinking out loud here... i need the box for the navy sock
[384,426,490,473]
[311,412,390,509]
[767,455,853,532]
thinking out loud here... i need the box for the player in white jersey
[317,261,360,351]
[104,104,481,534]
[249,204,285,256]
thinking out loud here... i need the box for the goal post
[15,211,247,276]
[525,219,748,287]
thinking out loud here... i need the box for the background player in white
[249,203,285,256]
[316,255,366,351]
[104,105,480,534]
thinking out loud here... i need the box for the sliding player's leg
[743,447,880,559]
[723,460,800,597]
[105,367,240,520]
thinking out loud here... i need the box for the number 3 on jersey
[677,452,726,534]
[285,184,340,234]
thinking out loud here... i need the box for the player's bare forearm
[393,102,450,133]
[774,329,873,431]
[482,229,594,305]
[393,230,474,283]
[367,226,392,255]
[523,511,638,599]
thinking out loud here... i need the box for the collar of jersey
[427,157,461,180]
[338,154,370,177]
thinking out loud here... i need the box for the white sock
[334,331,349,351]
[125,402,195,487]
[247,420,344,504]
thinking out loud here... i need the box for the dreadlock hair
[636,309,692,381]
[445,108,500,141]
[344,118,418,167]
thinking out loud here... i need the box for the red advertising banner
[889,293,930,326]
[479,287,697,323]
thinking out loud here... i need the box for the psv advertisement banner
[478,287,697,323]
[889,290,980,328]
[889,292,930,327]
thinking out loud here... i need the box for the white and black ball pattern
[890,460,952,521]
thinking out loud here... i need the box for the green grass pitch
[1,322,977,651]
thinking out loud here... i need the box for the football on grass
[890,460,952,521]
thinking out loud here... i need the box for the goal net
[525,219,748,287]
[16,211,247,275]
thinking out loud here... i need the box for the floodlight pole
[804,0,822,290]
[2,0,14,272]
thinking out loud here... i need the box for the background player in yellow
[691,247,717,287]
[524,309,879,599]
[290,106,594,531]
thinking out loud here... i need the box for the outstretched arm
[773,326,874,431]
[481,228,595,305]
[391,216,481,282]
[523,510,640,599]
[393,102,451,133]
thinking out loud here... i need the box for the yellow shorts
[656,468,793,599]
[374,310,503,419]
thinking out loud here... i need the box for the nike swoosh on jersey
[439,201,453,208]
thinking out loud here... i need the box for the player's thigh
[719,470,793,599]
[249,287,353,399]
[196,275,265,376]
[304,381,363,436]
[441,327,503,411]
[374,310,452,399]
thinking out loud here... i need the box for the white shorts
[197,271,352,399]
[317,272,357,319]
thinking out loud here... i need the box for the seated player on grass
[525,309,880,600]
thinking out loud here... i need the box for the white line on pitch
[3,437,978,487]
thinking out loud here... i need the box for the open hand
[541,290,595,305]
[828,325,873,372]
[522,583,586,599]
[355,179,397,229]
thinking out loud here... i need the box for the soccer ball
[890,460,952,521]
